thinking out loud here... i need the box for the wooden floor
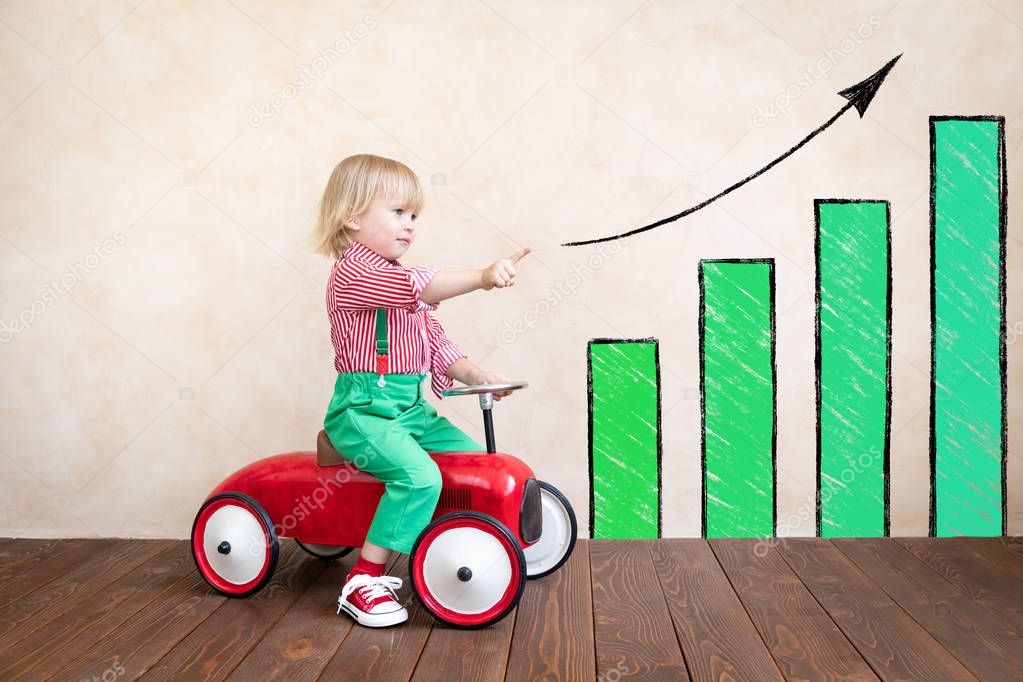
[0,537,1021,681]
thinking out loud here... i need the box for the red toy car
[191,380,576,629]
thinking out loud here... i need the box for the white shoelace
[338,573,403,611]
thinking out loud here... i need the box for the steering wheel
[441,380,529,397]
[442,381,527,453]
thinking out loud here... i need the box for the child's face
[348,195,418,261]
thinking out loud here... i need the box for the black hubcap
[217,541,231,555]
[457,566,472,582]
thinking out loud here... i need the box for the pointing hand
[481,247,531,290]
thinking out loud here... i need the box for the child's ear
[340,204,361,231]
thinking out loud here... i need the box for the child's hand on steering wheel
[481,247,531,290]
[472,369,513,400]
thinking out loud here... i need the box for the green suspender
[375,308,389,385]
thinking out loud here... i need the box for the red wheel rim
[412,515,523,627]
[192,496,273,594]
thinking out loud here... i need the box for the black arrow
[562,54,902,247]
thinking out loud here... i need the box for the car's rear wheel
[191,492,278,597]
[409,511,525,629]
[295,541,354,560]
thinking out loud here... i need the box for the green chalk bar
[932,117,1005,537]
[589,340,660,539]
[701,260,775,538]
[817,201,889,537]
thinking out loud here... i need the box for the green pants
[323,372,484,554]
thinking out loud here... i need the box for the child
[311,153,531,627]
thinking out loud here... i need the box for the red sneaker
[337,574,408,627]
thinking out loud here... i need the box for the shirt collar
[342,240,400,267]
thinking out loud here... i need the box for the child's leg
[346,540,390,582]
[325,373,448,557]
[361,442,442,554]
[329,405,440,627]
[326,409,444,556]
[359,541,390,564]
[416,401,487,452]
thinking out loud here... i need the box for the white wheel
[191,492,278,597]
[410,512,525,628]
[524,481,577,579]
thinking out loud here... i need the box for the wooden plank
[8,536,1017,681]
[0,537,112,607]
[52,559,230,680]
[321,552,433,680]
[410,601,516,681]
[0,541,193,680]
[505,539,596,682]
[897,537,1023,633]
[592,539,689,680]
[401,551,517,682]
[955,537,1023,584]
[139,541,326,680]
[224,552,360,681]
[1002,536,1023,560]
[778,538,976,680]
[710,539,877,680]
[651,539,781,680]
[833,537,1023,679]
[0,538,61,570]
[0,539,172,652]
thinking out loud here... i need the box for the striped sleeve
[332,260,439,313]
[424,312,467,400]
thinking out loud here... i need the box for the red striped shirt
[326,240,466,400]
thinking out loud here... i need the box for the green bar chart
[700,260,776,538]
[588,339,661,539]
[816,200,891,537]
[930,116,1007,537]
[583,116,1010,539]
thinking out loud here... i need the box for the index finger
[509,246,532,263]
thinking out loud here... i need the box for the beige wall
[1,0,1020,539]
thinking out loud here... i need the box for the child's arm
[420,247,532,305]
[443,357,482,386]
[445,358,514,399]
[425,313,514,399]
[420,269,485,305]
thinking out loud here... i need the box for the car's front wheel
[409,511,525,629]
[523,481,577,579]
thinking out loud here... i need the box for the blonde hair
[311,154,425,259]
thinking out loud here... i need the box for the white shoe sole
[337,598,409,628]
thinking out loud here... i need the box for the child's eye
[393,208,404,215]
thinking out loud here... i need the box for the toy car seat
[316,429,346,467]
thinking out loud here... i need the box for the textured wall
[1,0,1020,539]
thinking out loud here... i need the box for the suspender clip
[374,308,388,387]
